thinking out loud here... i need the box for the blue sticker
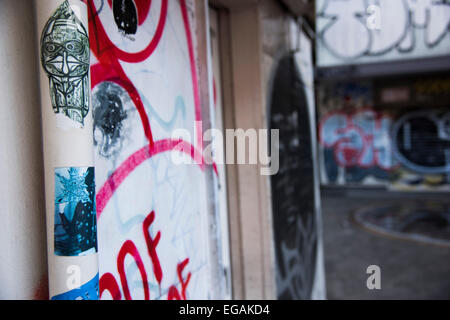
[51,273,99,300]
[54,167,97,256]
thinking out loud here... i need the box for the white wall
[0,0,48,299]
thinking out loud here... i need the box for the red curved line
[212,163,218,176]
[94,1,220,219]
[107,0,152,26]
[89,0,156,147]
[177,258,191,300]
[213,77,217,108]
[111,76,154,146]
[96,139,206,219]
[117,240,150,300]
[90,63,115,89]
[167,286,181,300]
[95,0,167,62]
[90,64,154,147]
[142,211,163,285]
[99,272,122,300]
[117,0,166,62]
[136,0,152,26]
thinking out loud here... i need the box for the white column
[34,0,99,300]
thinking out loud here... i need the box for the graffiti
[392,111,450,174]
[270,56,318,299]
[41,0,90,126]
[93,82,130,158]
[54,167,97,256]
[89,0,220,299]
[99,211,191,300]
[89,0,166,147]
[319,105,450,187]
[317,75,450,189]
[276,219,317,299]
[51,273,99,300]
[112,0,138,35]
[317,0,450,65]
[319,109,398,170]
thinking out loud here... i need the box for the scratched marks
[90,0,216,300]
[96,151,208,299]
[270,55,318,300]
[99,211,191,300]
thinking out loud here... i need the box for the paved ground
[321,190,450,300]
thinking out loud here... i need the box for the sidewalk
[321,190,450,300]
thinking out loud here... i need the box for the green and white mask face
[41,0,90,126]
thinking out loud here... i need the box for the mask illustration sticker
[54,167,97,256]
[41,0,90,127]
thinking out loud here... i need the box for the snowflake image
[54,167,97,256]
[55,167,90,204]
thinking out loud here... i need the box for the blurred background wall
[0,0,48,300]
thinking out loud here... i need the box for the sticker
[41,0,90,128]
[54,167,97,256]
[51,273,99,300]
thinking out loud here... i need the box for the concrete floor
[321,190,450,300]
